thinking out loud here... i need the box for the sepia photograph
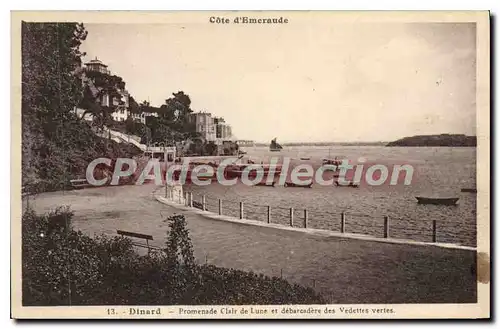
[10,11,490,319]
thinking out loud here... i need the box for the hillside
[386,134,477,147]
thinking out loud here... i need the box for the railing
[165,191,477,248]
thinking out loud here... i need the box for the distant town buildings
[189,112,216,141]
[214,117,233,140]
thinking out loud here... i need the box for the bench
[70,179,92,189]
[117,230,160,252]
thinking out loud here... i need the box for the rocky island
[386,134,477,147]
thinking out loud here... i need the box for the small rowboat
[323,158,342,166]
[300,157,311,160]
[284,182,313,188]
[334,181,359,188]
[415,197,459,205]
[461,188,477,193]
[256,181,275,187]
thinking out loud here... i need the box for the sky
[81,20,476,143]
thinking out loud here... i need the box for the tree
[164,214,197,303]
[21,23,141,192]
[22,22,88,188]
[151,91,200,144]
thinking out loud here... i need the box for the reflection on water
[185,146,477,247]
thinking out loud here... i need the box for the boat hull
[416,197,459,205]
[284,182,313,188]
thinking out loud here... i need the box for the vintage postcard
[11,11,490,319]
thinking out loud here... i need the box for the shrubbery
[22,210,324,305]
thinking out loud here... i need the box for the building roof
[85,57,108,67]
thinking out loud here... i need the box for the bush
[22,210,325,305]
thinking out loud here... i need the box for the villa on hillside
[79,57,131,122]
[130,110,159,125]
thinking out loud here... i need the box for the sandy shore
[24,184,477,303]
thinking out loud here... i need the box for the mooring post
[165,184,168,198]
[290,207,294,227]
[239,202,244,219]
[267,205,271,224]
[189,192,193,207]
[432,220,437,243]
[304,209,308,228]
[384,215,390,238]
[218,199,222,215]
[202,195,206,211]
[178,190,182,204]
[341,212,346,233]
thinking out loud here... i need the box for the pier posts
[184,192,188,206]
[290,207,294,227]
[189,192,193,207]
[432,220,437,242]
[267,206,271,224]
[178,190,182,204]
[239,202,244,219]
[218,199,222,215]
[304,209,308,228]
[340,212,346,233]
[383,216,390,238]
[202,195,206,211]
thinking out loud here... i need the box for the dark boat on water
[323,158,342,166]
[225,163,282,179]
[270,138,283,152]
[461,188,477,193]
[415,197,459,205]
[284,182,313,188]
[256,181,276,187]
[334,181,359,188]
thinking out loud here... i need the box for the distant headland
[386,134,477,147]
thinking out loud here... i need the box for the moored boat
[225,163,282,178]
[323,158,342,166]
[334,181,359,188]
[270,138,283,152]
[415,197,459,205]
[461,188,477,193]
[284,181,313,188]
[255,181,276,187]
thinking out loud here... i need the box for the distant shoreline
[251,142,388,147]
[386,134,477,147]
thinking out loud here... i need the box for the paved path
[26,184,477,303]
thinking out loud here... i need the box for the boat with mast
[269,138,283,152]
[323,148,342,166]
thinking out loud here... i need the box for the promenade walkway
[25,184,476,303]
